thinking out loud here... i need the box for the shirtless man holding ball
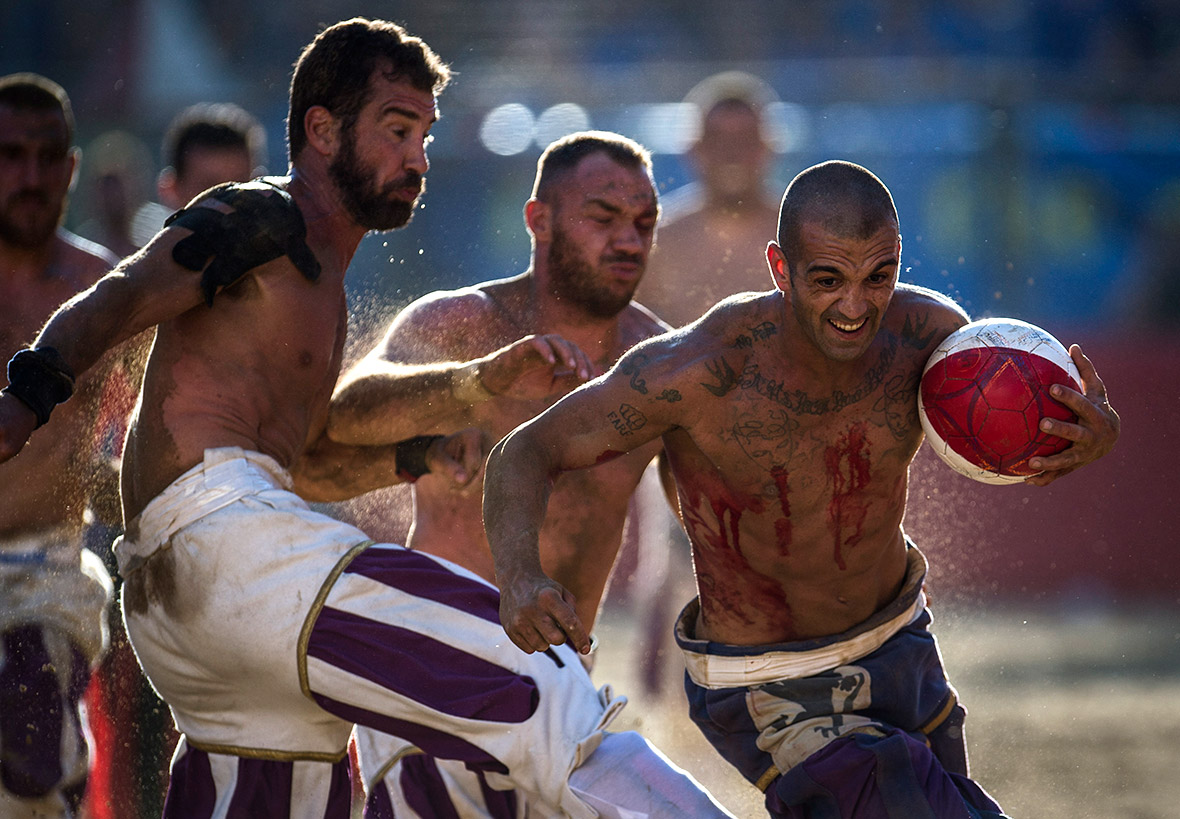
[485,159,1120,818]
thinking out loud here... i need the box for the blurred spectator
[0,70,123,819]
[156,101,267,209]
[635,70,783,328]
[73,130,154,259]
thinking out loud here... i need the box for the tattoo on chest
[722,329,928,478]
[702,356,741,397]
[900,310,937,351]
[875,369,922,440]
[732,407,800,468]
[710,334,901,415]
[700,320,781,397]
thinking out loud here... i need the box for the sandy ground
[590,604,1180,819]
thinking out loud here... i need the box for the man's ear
[767,241,790,293]
[66,147,80,194]
[157,167,180,209]
[304,106,340,157]
[524,198,550,241]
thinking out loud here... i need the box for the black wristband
[395,435,444,483]
[3,347,76,428]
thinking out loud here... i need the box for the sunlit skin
[485,202,1120,653]
[327,145,664,630]
[0,63,443,525]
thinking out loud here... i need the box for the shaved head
[777,161,899,274]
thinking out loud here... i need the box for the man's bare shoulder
[889,283,971,343]
[672,289,779,338]
[383,276,524,362]
[395,276,521,329]
[621,299,672,339]
[894,282,968,314]
[625,291,775,372]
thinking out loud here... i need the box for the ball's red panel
[921,342,1079,479]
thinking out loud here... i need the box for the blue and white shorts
[675,544,1008,818]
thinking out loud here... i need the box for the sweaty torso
[120,206,348,522]
[0,233,117,536]
[656,287,959,645]
[408,280,664,629]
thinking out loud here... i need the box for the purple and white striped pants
[0,623,92,818]
[115,448,622,819]
[0,526,111,818]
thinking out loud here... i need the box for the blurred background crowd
[5,0,1180,329]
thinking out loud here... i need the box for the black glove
[166,178,322,306]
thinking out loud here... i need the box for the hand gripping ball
[918,318,1081,484]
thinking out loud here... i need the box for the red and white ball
[918,318,1081,485]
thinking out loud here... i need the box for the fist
[426,426,489,488]
[480,334,598,401]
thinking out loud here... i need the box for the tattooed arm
[484,337,682,654]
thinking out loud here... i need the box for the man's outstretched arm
[292,426,488,502]
[329,292,596,446]
[484,343,673,654]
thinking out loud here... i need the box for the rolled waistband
[117,447,292,574]
[677,545,928,689]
